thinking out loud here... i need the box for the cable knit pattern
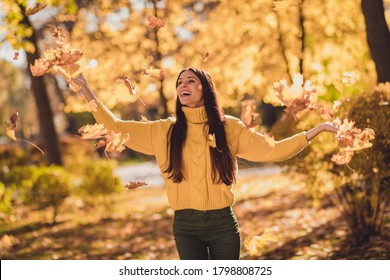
[92,101,310,210]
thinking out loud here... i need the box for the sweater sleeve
[91,100,172,155]
[226,116,310,162]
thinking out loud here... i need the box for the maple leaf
[148,15,165,29]
[105,131,130,153]
[241,99,259,129]
[78,123,108,140]
[25,3,47,16]
[47,24,69,45]
[142,67,164,80]
[125,181,148,189]
[30,59,51,76]
[320,106,333,120]
[272,74,318,120]
[334,118,375,151]
[13,51,19,60]
[331,150,354,165]
[5,110,19,141]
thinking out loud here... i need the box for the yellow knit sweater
[92,100,309,211]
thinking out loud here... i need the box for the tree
[361,0,390,83]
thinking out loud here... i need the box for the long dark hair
[163,67,235,185]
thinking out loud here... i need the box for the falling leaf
[148,15,165,29]
[142,67,164,80]
[30,59,50,76]
[125,181,148,189]
[264,133,276,148]
[331,150,354,165]
[5,110,19,141]
[272,74,318,120]
[333,100,342,111]
[47,24,69,45]
[105,131,130,153]
[118,76,137,95]
[208,133,217,149]
[13,51,19,60]
[25,3,47,16]
[334,118,375,151]
[78,123,108,140]
[202,52,209,62]
[320,107,333,120]
[241,99,259,128]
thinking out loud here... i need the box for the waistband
[174,206,232,215]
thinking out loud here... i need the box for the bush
[272,83,389,245]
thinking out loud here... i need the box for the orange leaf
[25,3,47,16]
[47,24,69,45]
[30,59,50,76]
[125,181,148,189]
[105,131,130,153]
[320,107,333,120]
[331,151,354,165]
[142,67,164,80]
[148,15,165,29]
[203,52,210,62]
[13,51,19,60]
[78,123,108,140]
[241,99,259,128]
[4,110,18,141]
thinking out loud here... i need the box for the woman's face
[177,70,204,107]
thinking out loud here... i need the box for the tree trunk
[20,10,63,165]
[361,0,390,83]
[298,0,305,76]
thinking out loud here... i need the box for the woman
[73,67,337,260]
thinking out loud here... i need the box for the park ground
[1,165,389,260]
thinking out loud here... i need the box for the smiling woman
[72,67,337,260]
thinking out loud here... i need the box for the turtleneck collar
[182,106,208,124]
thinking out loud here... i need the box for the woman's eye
[189,80,195,83]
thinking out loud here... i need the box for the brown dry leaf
[25,3,47,16]
[142,67,164,81]
[13,51,19,60]
[264,133,276,148]
[30,59,50,76]
[125,181,148,189]
[122,76,137,95]
[331,150,354,165]
[47,24,69,45]
[320,106,333,120]
[241,99,259,128]
[148,15,165,29]
[334,118,375,151]
[5,110,19,141]
[105,131,130,153]
[78,123,108,140]
[273,74,318,120]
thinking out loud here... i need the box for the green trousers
[173,206,241,260]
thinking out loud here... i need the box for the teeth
[181,92,191,96]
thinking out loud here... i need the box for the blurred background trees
[1,0,389,247]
